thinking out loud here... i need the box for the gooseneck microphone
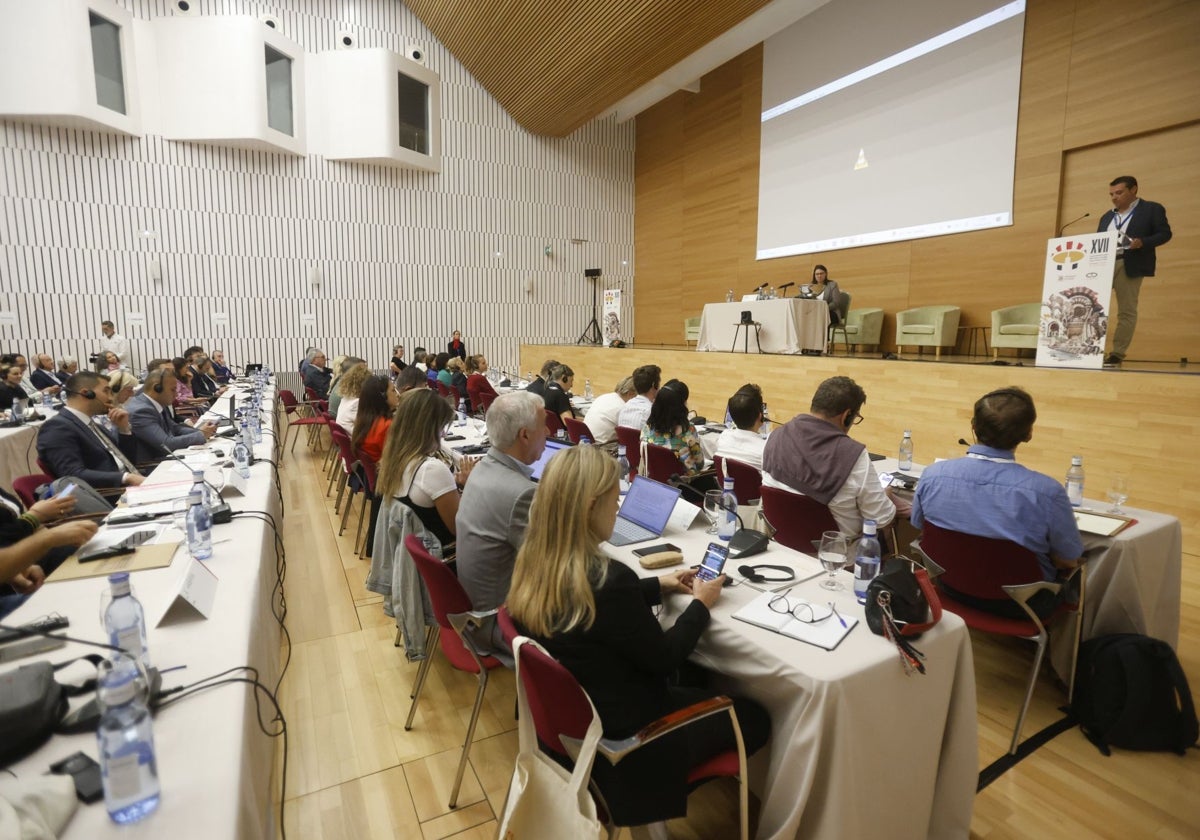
[669,475,770,559]
[158,444,234,524]
[1058,212,1091,236]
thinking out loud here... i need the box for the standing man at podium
[1099,176,1171,366]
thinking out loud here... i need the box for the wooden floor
[276,433,1200,839]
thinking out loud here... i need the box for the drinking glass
[817,530,847,591]
[1107,474,1129,514]
[703,490,724,535]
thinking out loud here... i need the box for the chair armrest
[596,696,736,765]
[446,608,499,638]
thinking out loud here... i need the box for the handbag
[864,556,943,675]
[0,663,67,766]
[497,638,606,840]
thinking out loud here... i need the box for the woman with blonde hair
[105,369,138,407]
[376,388,474,547]
[507,445,769,827]
[465,354,497,414]
[334,361,371,433]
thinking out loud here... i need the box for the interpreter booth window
[397,72,429,155]
[89,11,126,114]
[264,46,294,136]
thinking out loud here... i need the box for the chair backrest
[614,426,641,476]
[544,408,565,436]
[760,486,839,551]
[279,389,299,414]
[496,606,518,650]
[563,416,590,444]
[405,534,473,629]
[517,638,598,760]
[477,390,498,413]
[329,424,357,470]
[722,457,762,504]
[13,473,53,509]
[436,380,454,399]
[354,448,378,493]
[36,457,55,478]
[919,521,1044,599]
[643,442,685,484]
[835,291,851,323]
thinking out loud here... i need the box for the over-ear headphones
[148,369,168,394]
[66,388,96,400]
[737,564,795,584]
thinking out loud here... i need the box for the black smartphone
[444,434,466,441]
[695,542,729,582]
[633,543,681,558]
[49,751,104,803]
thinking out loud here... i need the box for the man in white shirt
[584,376,635,446]
[616,364,660,431]
[714,384,767,470]
[99,320,132,369]
[762,376,908,538]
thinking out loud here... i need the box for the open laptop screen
[618,476,680,533]
[529,439,571,482]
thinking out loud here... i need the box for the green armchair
[991,303,1041,358]
[896,305,961,359]
[843,307,884,353]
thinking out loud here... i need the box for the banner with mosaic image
[1036,232,1117,369]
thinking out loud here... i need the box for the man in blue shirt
[911,387,1083,617]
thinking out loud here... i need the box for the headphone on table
[737,564,795,584]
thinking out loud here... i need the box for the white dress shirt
[617,394,652,431]
[584,391,626,444]
[763,448,895,537]
[714,428,766,471]
[100,332,131,365]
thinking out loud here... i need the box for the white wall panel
[1,0,634,376]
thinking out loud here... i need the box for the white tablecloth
[606,524,977,840]
[4,385,282,839]
[697,300,830,355]
[0,407,58,490]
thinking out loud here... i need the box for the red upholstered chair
[713,456,762,505]
[435,380,455,400]
[326,424,358,514]
[512,636,750,840]
[913,521,1085,755]
[279,389,328,455]
[760,486,839,552]
[544,408,566,437]
[404,534,503,809]
[563,415,591,444]
[302,386,329,415]
[13,474,54,509]
[644,442,686,484]
[352,452,378,558]
[614,427,641,478]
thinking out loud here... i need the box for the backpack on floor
[1071,633,1198,756]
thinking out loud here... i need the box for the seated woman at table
[171,357,209,419]
[445,356,470,409]
[0,363,27,412]
[435,352,454,389]
[106,369,138,408]
[334,361,371,434]
[351,375,397,464]
[465,354,497,413]
[810,264,843,325]
[507,445,770,827]
[0,490,98,619]
[376,388,475,549]
[642,386,705,476]
[99,350,123,372]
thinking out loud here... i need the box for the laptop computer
[608,476,682,546]
[529,439,572,482]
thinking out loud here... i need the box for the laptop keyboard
[610,516,654,545]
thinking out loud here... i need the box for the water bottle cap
[1071,455,1082,465]
[618,444,626,455]
[188,488,204,504]
[108,572,131,595]
[723,477,734,489]
[863,519,877,535]
[903,430,911,436]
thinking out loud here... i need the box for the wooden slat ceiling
[405,0,775,137]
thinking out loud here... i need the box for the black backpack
[1071,633,1198,756]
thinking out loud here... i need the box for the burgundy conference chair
[760,486,839,552]
[563,415,591,444]
[614,427,641,478]
[712,456,762,505]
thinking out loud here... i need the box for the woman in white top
[376,388,475,546]
[334,362,371,434]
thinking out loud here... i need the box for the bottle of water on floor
[1066,456,1084,507]
[97,656,160,824]
[898,430,913,471]
[853,520,882,604]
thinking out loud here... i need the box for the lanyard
[1111,203,1137,232]
[965,452,1016,465]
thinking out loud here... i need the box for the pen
[829,602,847,628]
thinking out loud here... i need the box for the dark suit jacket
[447,339,467,361]
[190,369,219,400]
[1097,199,1172,277]
[30,370,59,391]
[36,410,139,489]
[515,561,710,824]
[126,392,205,465]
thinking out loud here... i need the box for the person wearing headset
[910,387,1084,619]
[126,368,216,465]
[761,375,905,538]
[35,371,145,489]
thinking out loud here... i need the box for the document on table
[733,590,857,651]
[1074,510,1135,537]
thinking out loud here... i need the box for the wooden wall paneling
[521,343,1200,553]
[1060,121,1200,362]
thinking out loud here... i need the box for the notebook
[733,590,857,651]
[529,439,572,482]
[608,476,682,546]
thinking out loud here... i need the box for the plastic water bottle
[185,488,213,561]
[103,572,150,669]
[760,403,770,440]
[189,468,212,510]
[898,430,913,471]
[617,445,632,494]
[240,418,254,456]
[580,435,593,446]
[42,390,51,408]
[232,436,251,479]
[97,657,161,824]
[250,407,263,444]
[1066,456,1084,507]
[725,289,734,303]
[456,398,467,426]
[717,477,738,541]
[853,520,882,604]
[584,379,593,400]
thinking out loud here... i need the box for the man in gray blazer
[127,368,216,465]
[455,391,548,654]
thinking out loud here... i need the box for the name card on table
[224,466,249,496]
[156,554,219,626]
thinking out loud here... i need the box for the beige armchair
[684,316,701,345]
[991,303,1041,358]
[843,307,883,353]
[896,305,961,359]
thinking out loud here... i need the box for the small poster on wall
[1036,232,1117,369]
[300,313,317,332]
[603,289,622,344]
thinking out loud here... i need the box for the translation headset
[65,388,97,400]
[737,564,795,584]
[148,370,169,393]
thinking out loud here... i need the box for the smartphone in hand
[695,542,729,582]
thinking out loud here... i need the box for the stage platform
[520,343,1200,554]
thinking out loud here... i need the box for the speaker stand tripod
[577,276,603,345]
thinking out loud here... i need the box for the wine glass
[817,530,847,591]
[703,490,724,535]
[1107,474,1129,514]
